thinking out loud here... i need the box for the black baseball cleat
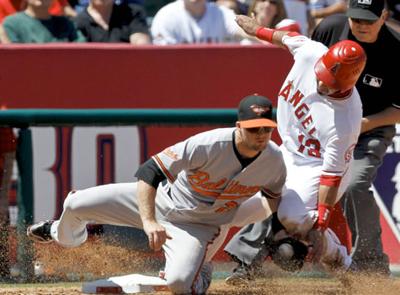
[27,220,54,243]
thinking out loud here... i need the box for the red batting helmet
[314,40,366,92]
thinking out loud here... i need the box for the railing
[0,108,239,127]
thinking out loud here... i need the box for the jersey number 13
[297,134,321,158]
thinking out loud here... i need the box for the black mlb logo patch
[362,74,382,88]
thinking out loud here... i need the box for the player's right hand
[142,220,172,251]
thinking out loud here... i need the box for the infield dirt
[2,237,398,294]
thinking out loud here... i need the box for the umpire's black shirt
[311,14,400,118]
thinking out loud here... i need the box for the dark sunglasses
[245,127,274,134]
[350,18,378,25]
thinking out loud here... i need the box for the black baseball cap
[347,0,385,21]
[237,94,277,128]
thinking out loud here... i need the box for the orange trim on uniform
[190,228,221,294]
[152,155,176,183]
[189,184,221,198]
[320,175,342,187]
[189,186,258,200]
[238,118,277,128]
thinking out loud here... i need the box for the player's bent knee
[62,190,89,214]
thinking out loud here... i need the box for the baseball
[277,243,294,259]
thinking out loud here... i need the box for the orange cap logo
[250,104,270,117]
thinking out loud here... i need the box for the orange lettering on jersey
[188,171,227,198]
[188,171,260,199]
[224,180,260,196]
[294,103,309,119]
[188,171,227,190]
[279,81,292,101]
[288,90,304,107]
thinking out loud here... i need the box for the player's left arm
[317,128,358,231]
[361,106,400,134]
[306,176,340,262]
[235,14,300,48]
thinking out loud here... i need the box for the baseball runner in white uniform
[232,15,366,273]
[27,95,286,294]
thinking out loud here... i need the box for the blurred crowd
[0,0,398,45]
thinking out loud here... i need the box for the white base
[82,273,168,294]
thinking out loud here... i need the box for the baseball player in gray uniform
[27,95,286,294]
[224,15,367,284]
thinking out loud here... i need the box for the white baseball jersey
[277,35,362,193]
[152,127,286,225]
[151,0,240,45]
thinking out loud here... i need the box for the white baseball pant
[277,155,352,270]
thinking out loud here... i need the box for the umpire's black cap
[347,0,385,21]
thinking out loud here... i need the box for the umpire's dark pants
[342,125,395,274]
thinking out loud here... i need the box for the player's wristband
[256,27,276,43]
[316,203,334,231]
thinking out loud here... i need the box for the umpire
[311,0,400,275]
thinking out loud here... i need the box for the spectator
[283,0,308,34]
[151,0,243,44]
[216,0,241,14]
[235,0,252,14]
[125,0,172,20]
[75,0,151,44]
[0,0,77,21]
[311,0,400,275]
[241,0,301,44]
[49,0,78,18]
[307,0,347,35]
[0,0,85,43]
[387,0,400,32]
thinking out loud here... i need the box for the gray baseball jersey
[153,127,286,225]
